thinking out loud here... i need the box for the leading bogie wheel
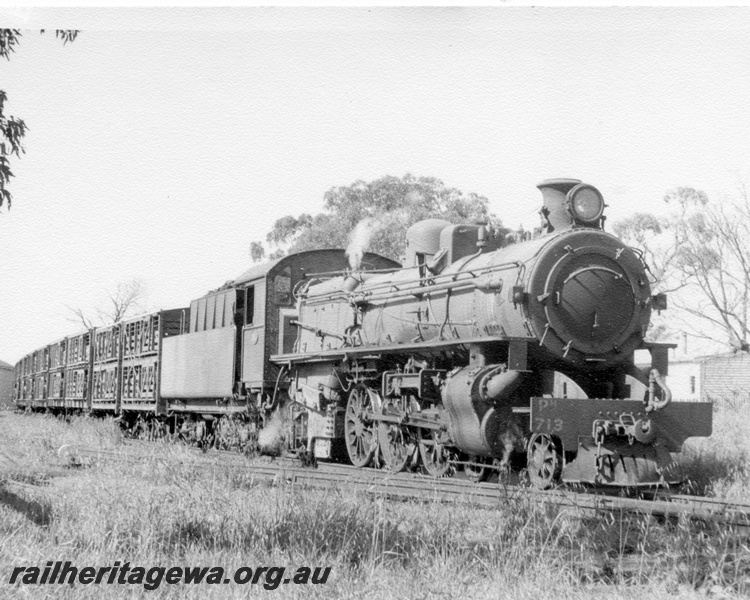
[526,433,563,489]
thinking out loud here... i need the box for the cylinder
[442,365,525,458]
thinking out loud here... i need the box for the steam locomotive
[14,179,713,488]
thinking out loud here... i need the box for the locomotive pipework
[296,205,653,371]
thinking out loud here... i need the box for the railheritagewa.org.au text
[8,561,331,591]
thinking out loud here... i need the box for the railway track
[52,440,750,530]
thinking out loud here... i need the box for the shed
[700,351,750,404]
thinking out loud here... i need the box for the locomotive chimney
[536,178,581,233]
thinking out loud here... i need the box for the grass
[677,409,750,502]
[0,409,748,599]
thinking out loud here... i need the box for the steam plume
[346,218,381,270]
[258,405,287,456]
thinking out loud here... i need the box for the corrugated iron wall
[702,352,750,412]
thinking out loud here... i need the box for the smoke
[258,405,287,456]
[346,218,381,270]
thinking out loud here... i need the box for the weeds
[679,409,750,501]
[1,411,749,599]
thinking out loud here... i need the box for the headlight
[567,184,604,224]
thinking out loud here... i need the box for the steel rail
[61,441,750,529]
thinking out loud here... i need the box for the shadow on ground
[0,483,53,527]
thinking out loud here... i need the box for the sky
[2,6,750,363]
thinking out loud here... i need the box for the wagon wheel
[419,429,453,477]
[464,455,489,483]
[526,433,563,489]
[214,415,237,450]
[195,420,211,452]
[344,384,378,468]
[135,416,149,440]
[213,415,227,449]
[176,417,195,444]
[148,419,167,441]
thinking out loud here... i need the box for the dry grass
[0,409,748,599]
[678,409,750,503]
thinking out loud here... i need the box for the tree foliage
[613,185,750,351]
[0,29,78,210]
[612,212,667,280]
[251,174,500,263]
[249,241,266,263]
